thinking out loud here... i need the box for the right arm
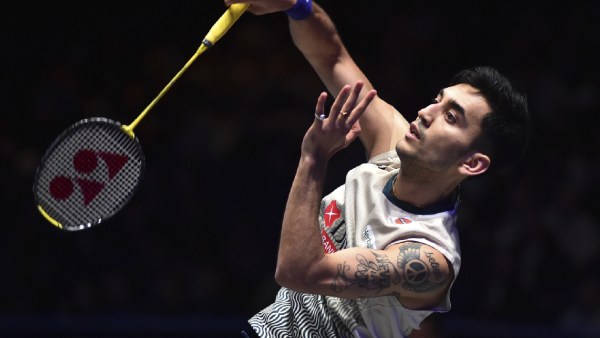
[288,2,405,159]
[225,0,410,159]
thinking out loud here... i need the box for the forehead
[442,83,491,120]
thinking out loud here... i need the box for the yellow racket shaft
[122,3,250,137]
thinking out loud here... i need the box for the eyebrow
[439,89,466,116]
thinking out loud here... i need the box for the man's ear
[459,152,490,176]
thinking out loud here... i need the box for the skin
[393,83,491,208]
[225,0,492,309]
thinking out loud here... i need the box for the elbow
[274,249,328,291]
[274,264,303,290]
[274,266,290,287]
[274,261,320,292]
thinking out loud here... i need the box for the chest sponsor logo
[390,217,413,225]
[321,228,337,254]
[323,200,341,228]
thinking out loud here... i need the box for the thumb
[344,122,362,146]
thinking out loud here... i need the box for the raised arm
[225,0,410,159]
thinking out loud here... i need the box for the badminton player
[230,0,532,337]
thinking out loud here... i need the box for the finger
[340,81,365,117]
[345,125,362,146]
[345,89,378,125]
[225,0,249,5]
[330,85,352,120]
[314,92,328,122]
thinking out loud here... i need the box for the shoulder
[367,150,400,168]
[345,159,398,191]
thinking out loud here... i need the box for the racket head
[33,117,145,231]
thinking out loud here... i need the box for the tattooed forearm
[396,243,449,293]
[331,251,401,294]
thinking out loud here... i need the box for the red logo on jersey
[323,200,341,228]
[321,228,337,253]
[394,217,413,224]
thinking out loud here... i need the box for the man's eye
[431,97,440,104]
[446,112,456,123]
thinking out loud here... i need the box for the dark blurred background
[2,1,599,337]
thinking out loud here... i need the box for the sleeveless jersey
[249,151,462,337]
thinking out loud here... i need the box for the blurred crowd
[2,1,599,336]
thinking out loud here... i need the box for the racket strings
[34,118,144,230]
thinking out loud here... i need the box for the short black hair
[450,66,531,175]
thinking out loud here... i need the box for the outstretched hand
[224,0,295,15]
[302,81,377,162]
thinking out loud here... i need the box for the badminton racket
[32,3,249,231]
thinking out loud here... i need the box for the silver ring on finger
[315,113,326,121]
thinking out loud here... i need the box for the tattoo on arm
[396,242,448,293]
[329,243,450,295]
[331,251,401,294]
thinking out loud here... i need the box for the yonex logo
[48,149,129,205]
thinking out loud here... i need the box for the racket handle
[202,3,249,48]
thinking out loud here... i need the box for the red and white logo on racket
[49,149,129,205]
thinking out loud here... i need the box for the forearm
[275,154,327,287]
[288,2,374,96]
[288,2,341,65]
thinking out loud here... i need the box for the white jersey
[249,151,462,337]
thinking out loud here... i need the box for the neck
[391,168,461,208]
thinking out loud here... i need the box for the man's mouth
[409,122,420,139]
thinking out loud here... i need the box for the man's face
[396,83,491,173]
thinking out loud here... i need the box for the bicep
[282,241,453,303]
